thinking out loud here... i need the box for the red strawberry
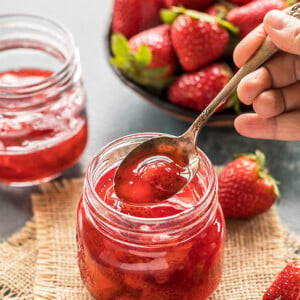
[140,159,189,199]
[168,63,233,112]
[226,0,287,38]
[171,14,229,71]
[112,0,164,38]
[218,150,279,218]
[263,260,300,300]
[128,24,177,77]
[110,25,177,88]
[164,0,215,10]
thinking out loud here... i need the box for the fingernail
[264,10,286,30]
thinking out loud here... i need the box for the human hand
[233,10,300,141]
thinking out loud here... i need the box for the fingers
[237,52,300,105]
[264,10,300,55]
[234,9,300,67]
[237,67,271,105]
[234,111,300,141]
[233,25,266,68]
[252,82,300,118]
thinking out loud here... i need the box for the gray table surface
[0,0,299,242]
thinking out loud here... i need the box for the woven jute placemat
[0,175,300,300]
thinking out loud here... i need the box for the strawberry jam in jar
[0,15,87,185]
[77,133,225,300]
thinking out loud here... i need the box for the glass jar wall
[0,14,88,186]
[77,133,225,300]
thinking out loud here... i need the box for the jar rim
[0,14,76,91]
[85,132,217,225]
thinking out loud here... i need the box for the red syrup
[0,69,88,185]
[77,148,225,300]
[114,153,191,204]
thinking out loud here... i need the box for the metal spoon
[114,3,300,203]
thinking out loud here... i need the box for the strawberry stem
[235,150,280,200]
[161,6,239,35]
[286,0,297,6]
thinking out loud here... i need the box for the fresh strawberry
[226,0,288,38]
[171,14,228,71]
[128,25,177,77]
[263,260,300,300]
[168,63,233,112]
[163,6,240,72]
[110,25,177,88]
[227,0,253,5]
[112,0,164,38]
[218,150,280,218]
[164,0,215,10]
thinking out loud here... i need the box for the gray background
[0,0,299,241]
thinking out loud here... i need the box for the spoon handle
[183,3,300,143]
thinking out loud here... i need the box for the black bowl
[105,27,242,127]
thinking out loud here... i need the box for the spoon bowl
[114,133,200,202]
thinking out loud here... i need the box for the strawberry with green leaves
[110,24,177,88]
[168,63,233,112]
[263,259,300,300]
[161,7,238,71]
[164,0,215,10]
[112,0,164,38]
[218,150,279,218]
[226,0,288,38]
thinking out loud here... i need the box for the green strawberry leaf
[111,33,130,59]
[143,66,170,78]
[165,6,239,35]
[227,89,240,113]
[135,45,152,69]
[160,9,180,25]
[110,56,127,69]
[255,150,266,169]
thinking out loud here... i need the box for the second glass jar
[0,14,88,186]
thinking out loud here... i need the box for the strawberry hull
[77,133,226,300]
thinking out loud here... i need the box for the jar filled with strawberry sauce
[0,15,88,185]
[77,133,225,300]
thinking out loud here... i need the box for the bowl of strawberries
[107,0,291,125]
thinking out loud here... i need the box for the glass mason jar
[77,133,225,300]
[0,14,88,186]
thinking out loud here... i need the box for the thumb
[264,10,300,55]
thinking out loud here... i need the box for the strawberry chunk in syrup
[114,154,191,204]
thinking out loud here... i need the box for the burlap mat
[0,176,300,300]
